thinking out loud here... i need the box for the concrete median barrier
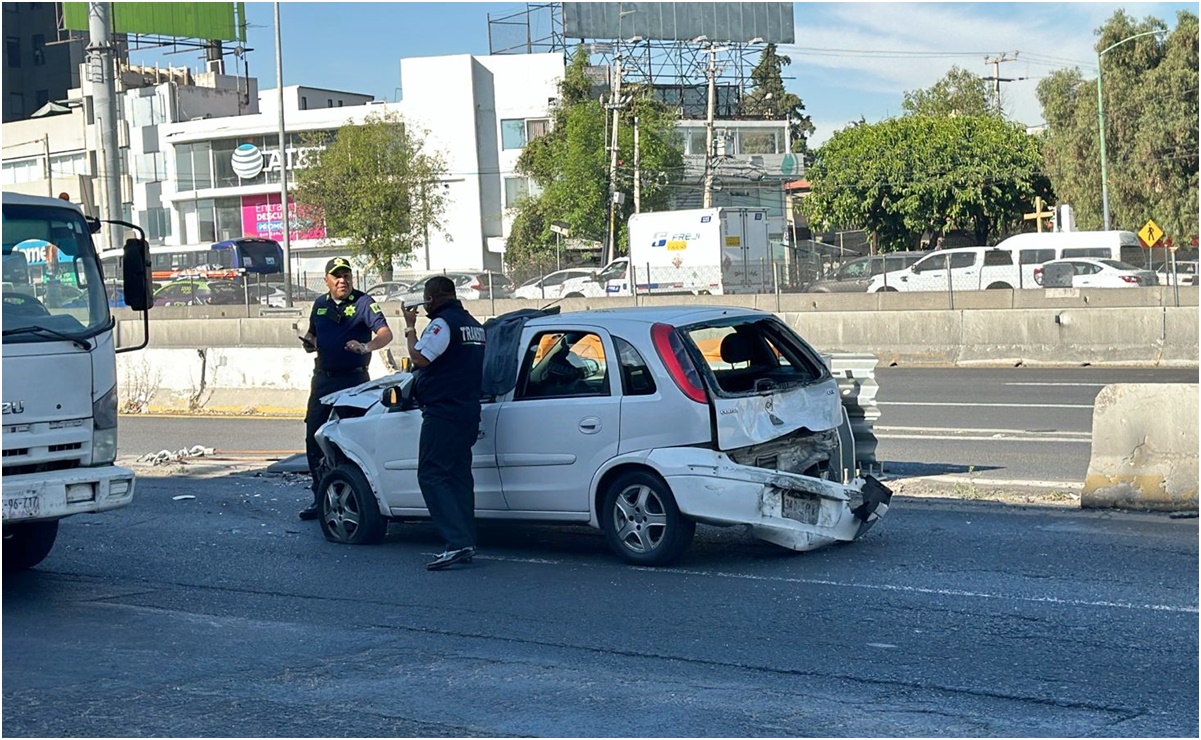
[1082,384,1198,511]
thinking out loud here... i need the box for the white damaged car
[314,306,891,566]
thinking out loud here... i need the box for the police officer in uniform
[298,257,393,521]
[402,275,486,570]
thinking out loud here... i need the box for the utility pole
[605,56,623,264]
[633,115,641,213]
[43,134,52,197]
[702,45,717,208]
[983,52,1018,114]
[86,1,122,250]
[274,1,293,307]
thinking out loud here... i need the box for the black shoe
[426,547,475,571]
[298,503,320,521]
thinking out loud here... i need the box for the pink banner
[241,193,325,241]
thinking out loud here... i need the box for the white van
[867,231,1143,292]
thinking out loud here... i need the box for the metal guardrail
[827,353,881,471]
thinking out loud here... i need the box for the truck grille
[3,459,81,477]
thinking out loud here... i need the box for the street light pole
[1096,29,1166,231]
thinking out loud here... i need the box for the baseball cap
[325,257,352,275]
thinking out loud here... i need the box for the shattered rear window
[681,318,827,395]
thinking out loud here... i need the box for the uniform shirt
[413,299,485,421]
[307,289,389,372]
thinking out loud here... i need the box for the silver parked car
[314,306,891,566]
[805,252,927,293]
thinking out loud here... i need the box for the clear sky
[130,1,1193,147]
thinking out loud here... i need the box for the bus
[101,238,285,283]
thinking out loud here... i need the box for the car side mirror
[122,237,154,311]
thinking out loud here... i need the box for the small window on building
[327,98,333,108]
[6,36,20,68]
[500,119,526,150]
[337,99,343,107]
[504,176,529,207]
[525,118,549,142]
[32,34,44,65]
[8,92,24,119]
[300,96,307,110]
[34,89,48,109]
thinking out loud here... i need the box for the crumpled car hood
[320,371,413,409]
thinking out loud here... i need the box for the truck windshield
[2,201,110,343]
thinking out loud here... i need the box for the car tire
[877,287,899,293]
[601,471,694,566]
[3,520,59,571]
[318,464,387,545]
[564,292,584,299]
[986,282,1013,290]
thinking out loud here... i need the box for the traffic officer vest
[414,299,485,422]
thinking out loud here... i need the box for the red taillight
[1033,267,1044,285]
[650,323,708,404]
[470,281,482,290]
[1120,275,1139,284]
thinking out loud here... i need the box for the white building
[3,49,792,281]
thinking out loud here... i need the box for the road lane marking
[469,556,1197,614]
[874,425,1091,443]
[1002,382,1108,387]
[877,425,1090,437]
[878,401,1093,409]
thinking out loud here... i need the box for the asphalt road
[3,472,1196,737]
[115,366,1198,486]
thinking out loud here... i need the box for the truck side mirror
[122,238,154,311]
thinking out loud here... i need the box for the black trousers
[305,369,369,499]
[418,413,479,551]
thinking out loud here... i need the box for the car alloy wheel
[317,464,387,545]
[602,471,694,566]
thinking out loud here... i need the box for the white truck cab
[2,193,153,570]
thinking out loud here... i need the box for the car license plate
[782,493,820,524]
[3,494,41,521]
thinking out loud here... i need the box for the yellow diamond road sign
[1138,219,1164,248]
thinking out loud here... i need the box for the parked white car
[1034,258,1158,288]
[1156,261,1199,286]
[513,269,598,300]
[314,306,891,566]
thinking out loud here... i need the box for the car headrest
[720,333,753,365]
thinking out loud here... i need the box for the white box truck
[605,207,773,296]
[2,193,153,570]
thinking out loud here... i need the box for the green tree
[1038,10,1198,239]
[506,45,684,271]
[292,109,448,279]
[742,43,815,157]
[800,116,1050,249]
[902,66,996,118]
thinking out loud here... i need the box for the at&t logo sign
[231,143,264,179]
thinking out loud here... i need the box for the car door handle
[579,417,601,434]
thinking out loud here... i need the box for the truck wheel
[3,520,59,571]
[564,292,583,299]
[601,471,694,566]
[986,282,1013,290]
[318,464,387,545]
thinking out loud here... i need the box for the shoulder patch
[370,303,382,314]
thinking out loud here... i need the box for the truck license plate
[3,494,41,521]
[782,493,820,524]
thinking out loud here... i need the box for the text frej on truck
[2,193,154,570]
[598,207,774,296]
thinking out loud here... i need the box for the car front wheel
[318,464,387,545]
[601,471,694,566]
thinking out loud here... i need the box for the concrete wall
[1082,384,1198,511]
[114,299,1198,416]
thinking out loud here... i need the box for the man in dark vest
[298,257,392,521]
[402,275,486,570]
